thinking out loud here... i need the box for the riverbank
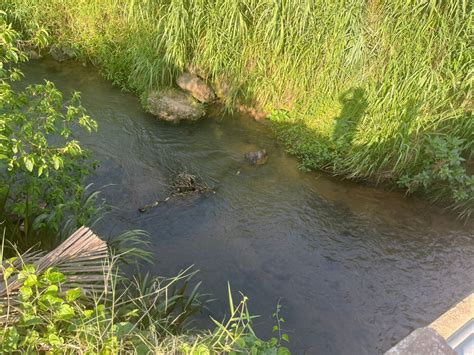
[0,16,289,353]
[3,0,472,218]
[19,56,474,354]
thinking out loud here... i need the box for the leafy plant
[398,135,473,219]
[0,262,94,352]
[0,12,99,247]
[0,252,287,353]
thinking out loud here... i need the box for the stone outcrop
[26,49,42,60]
[19,43,42,60]
[50,45,75,62]
[146,88,205,123]
[245,150,269,165]
[176,72,215,103]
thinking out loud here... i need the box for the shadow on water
[18,58,474,355]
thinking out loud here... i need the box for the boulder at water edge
[50,45,75,62]
[146,88,206,123]
[176,72,216,103]
[245,150,269,165]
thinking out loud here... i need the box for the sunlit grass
[3,0,472,216]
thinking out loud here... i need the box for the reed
[3,0,472,216]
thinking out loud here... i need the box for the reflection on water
[22,59,474,354]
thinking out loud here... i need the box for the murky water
[22,59,473,354]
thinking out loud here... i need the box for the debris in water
[138,172,213,212]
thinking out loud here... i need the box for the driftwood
[0,226,109,319]
[139,172,214,212]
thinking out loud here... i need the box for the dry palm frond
[0,226,109,308]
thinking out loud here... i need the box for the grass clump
[2,0,472,217]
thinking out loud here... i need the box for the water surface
[23,59,473,354]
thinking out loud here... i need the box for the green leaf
[124,308,139,319]
[43,268,66,284]
[52,156,61,170]
[18,265,38,286]
[39,293,64,309]
[24,156,34,172]
[2,327,19,351]
[19,285,33,301]
[24,274,38,287]
[45,284,59,296]
[277,347,291,355]
[82,309,94,318]
[65,288,82,302]
[48,333,64,347]
[20,264,36,276]
[281,334,289,343]
[54,303,75,321]
[21,314,42,326]
[3,266,14,280]
[22,329,40,347]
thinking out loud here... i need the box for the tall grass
[3,0,472,216]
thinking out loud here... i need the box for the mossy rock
[50,45,75,62]
[146,88,206,123]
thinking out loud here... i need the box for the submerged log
[138,172,213,212]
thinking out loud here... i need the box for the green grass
[3,0,472,217]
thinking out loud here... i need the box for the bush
[0,12,99,247]
[0,257,289,353]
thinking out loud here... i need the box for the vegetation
[0,13,289,353]
[0,12,100,250]
[0,249,289,353]
[1,0,472,218]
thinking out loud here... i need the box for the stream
[23,59,473,354]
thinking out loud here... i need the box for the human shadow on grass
[332,87,368,149]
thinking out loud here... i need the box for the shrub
[0,12,99,247]
[0,257,288,353]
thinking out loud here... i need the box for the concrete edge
[385,292,473,354]
[429,293,474,340]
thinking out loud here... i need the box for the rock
[146,88,206,123]
[237,104,268,121]
[186,63,207,79]
[213,76,232,101]
[245,150,269,165]
[26,49,42,60]
[19,43,42,60]
[176,72,215,103]
[50,45,75,62]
